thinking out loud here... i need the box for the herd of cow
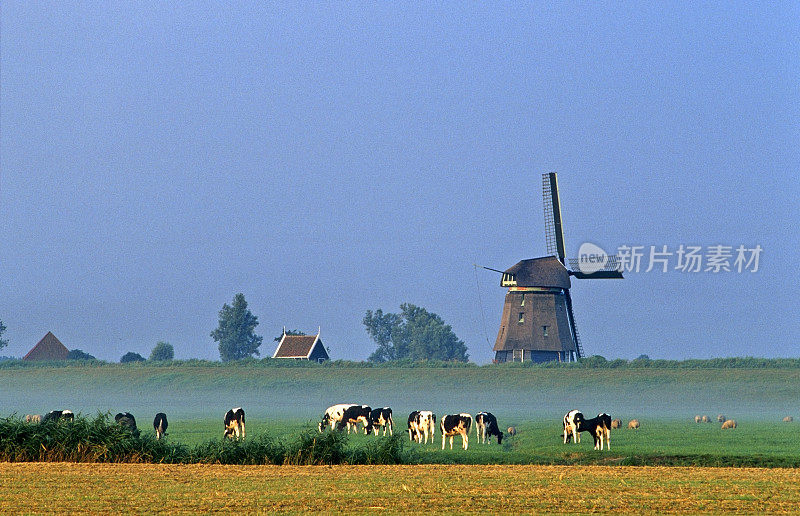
[24,406,615,452]
[318,404,507,450]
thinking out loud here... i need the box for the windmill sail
[542,173,566,264]
[567,257,624,279]
[563,289,584,359]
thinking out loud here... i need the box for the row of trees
[120,341,175,363]
[209,295,469,363]
[0,295,469,364]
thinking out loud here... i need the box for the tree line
[0,294,469,364]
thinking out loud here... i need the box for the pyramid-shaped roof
[23,332,70,361]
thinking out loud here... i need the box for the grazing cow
[42,410,74,423]
[627,419,640,429]
[783,416,794,423]
[115,412,139,437]
[573,413,612,450]
[717,414,726,423]
[701,415,711,423]
[694,415,702,423]
[563,410,583,444]
[25,414,42,424]
[223,407,246,440]
[441,413,472,450]
[611,418,622,429]
[408,411,436,444]
[369,407,394,436]
[507,426,516,437]
[407,411,420,442]
[475,412,503,444]
[721,419,737,429]
[337,405,372,434]
[153,413,168,440]
[319,404,357,433]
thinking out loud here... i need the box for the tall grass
[0,414,408,465]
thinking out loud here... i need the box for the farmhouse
[23,332,69,361]
[272,329,330,362]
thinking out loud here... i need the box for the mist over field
[4,364,798,423]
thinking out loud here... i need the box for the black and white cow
[223,407,246,440]
[441,413,472,450]
[408,411,436,444]
[319,404,357,432]
[42,410,74,423]
[563,409,583,444]
[580,413,611,450]
[407,411,420,442]
[153,413,168,440]
[475,412,503,444]
[115,412,139,436]
[369,407,394,436]
[337,405,373,434]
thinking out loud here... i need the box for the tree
[364,303,469,363]
[67,349,95,360]
[363,309,403,362]
[120,351,146,363]
[0,320,7,351]
[211,293,263,362]
[149,341,174,361]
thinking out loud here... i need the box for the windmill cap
[504,256,571,289]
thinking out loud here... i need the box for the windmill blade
[570,270,624,279]
[567,256,625,279]
[542,173,566,264]
[563,289,584,359]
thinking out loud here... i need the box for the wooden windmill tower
[492,173,623,363]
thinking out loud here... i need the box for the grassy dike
[2,360,800,420]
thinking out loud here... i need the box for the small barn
[272,329,330,363]
[23,332,69,361]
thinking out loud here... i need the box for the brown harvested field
[2,463,800,513]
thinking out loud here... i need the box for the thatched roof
[503,256,571,289]
[23,332,69,361]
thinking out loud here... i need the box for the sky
[1,3,798,363]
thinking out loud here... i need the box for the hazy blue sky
[2,3,798,363]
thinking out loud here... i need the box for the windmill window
[520,293,525,306]
[518,312,524,324]
[542,325,549,337]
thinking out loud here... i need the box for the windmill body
[493,256,577,363]
[492,173,622,363]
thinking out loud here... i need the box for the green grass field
[157,417,800,467]
[4,363,800,513]
[3,362,800,466]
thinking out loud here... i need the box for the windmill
[490,173,623,363]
